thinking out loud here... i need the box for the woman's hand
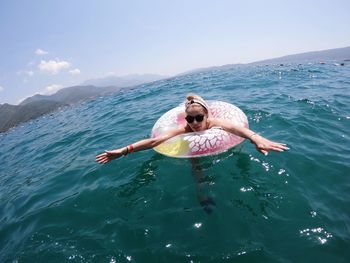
[250,134,289,155]
[95,149,125,164]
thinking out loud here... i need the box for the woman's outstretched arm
[95,126,186,164]
[211,118,289,155]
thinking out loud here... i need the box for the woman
[96,94,288,164]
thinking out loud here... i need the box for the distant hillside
[1,73,167,133]
[178,46,350,76]
[19,85,121,105]
[1,85,122,133]
[0,100,65,133]
[83,73,167,87]
[252,46,350,65]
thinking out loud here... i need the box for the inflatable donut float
[151,101,248,158]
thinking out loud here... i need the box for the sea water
[1,63,349,262]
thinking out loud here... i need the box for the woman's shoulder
[207,117,222,128]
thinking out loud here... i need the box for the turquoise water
[1,63,349,262]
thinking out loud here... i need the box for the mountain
[1,73,167,133]
[1,85,122,133]
[178,46,350,76]
[0,100,65,133]
[19,85,121,105]
[251,46,350,65]
[83,73,167,87]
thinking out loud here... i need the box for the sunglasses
[185,114,204,123]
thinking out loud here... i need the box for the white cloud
[43,84,63,95]
[26,70,34,77]
[105,72,116,76]
[35,49,48,55]
[0,85,4,92]
[38,59,70,74]
[69,68,81,75]
[16,70,34,77]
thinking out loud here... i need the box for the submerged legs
[191,158,216,214]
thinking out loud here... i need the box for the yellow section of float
[154,137,190,157]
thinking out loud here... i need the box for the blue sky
[0,0,349,104]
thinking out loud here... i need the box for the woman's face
[185,105,208,132]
